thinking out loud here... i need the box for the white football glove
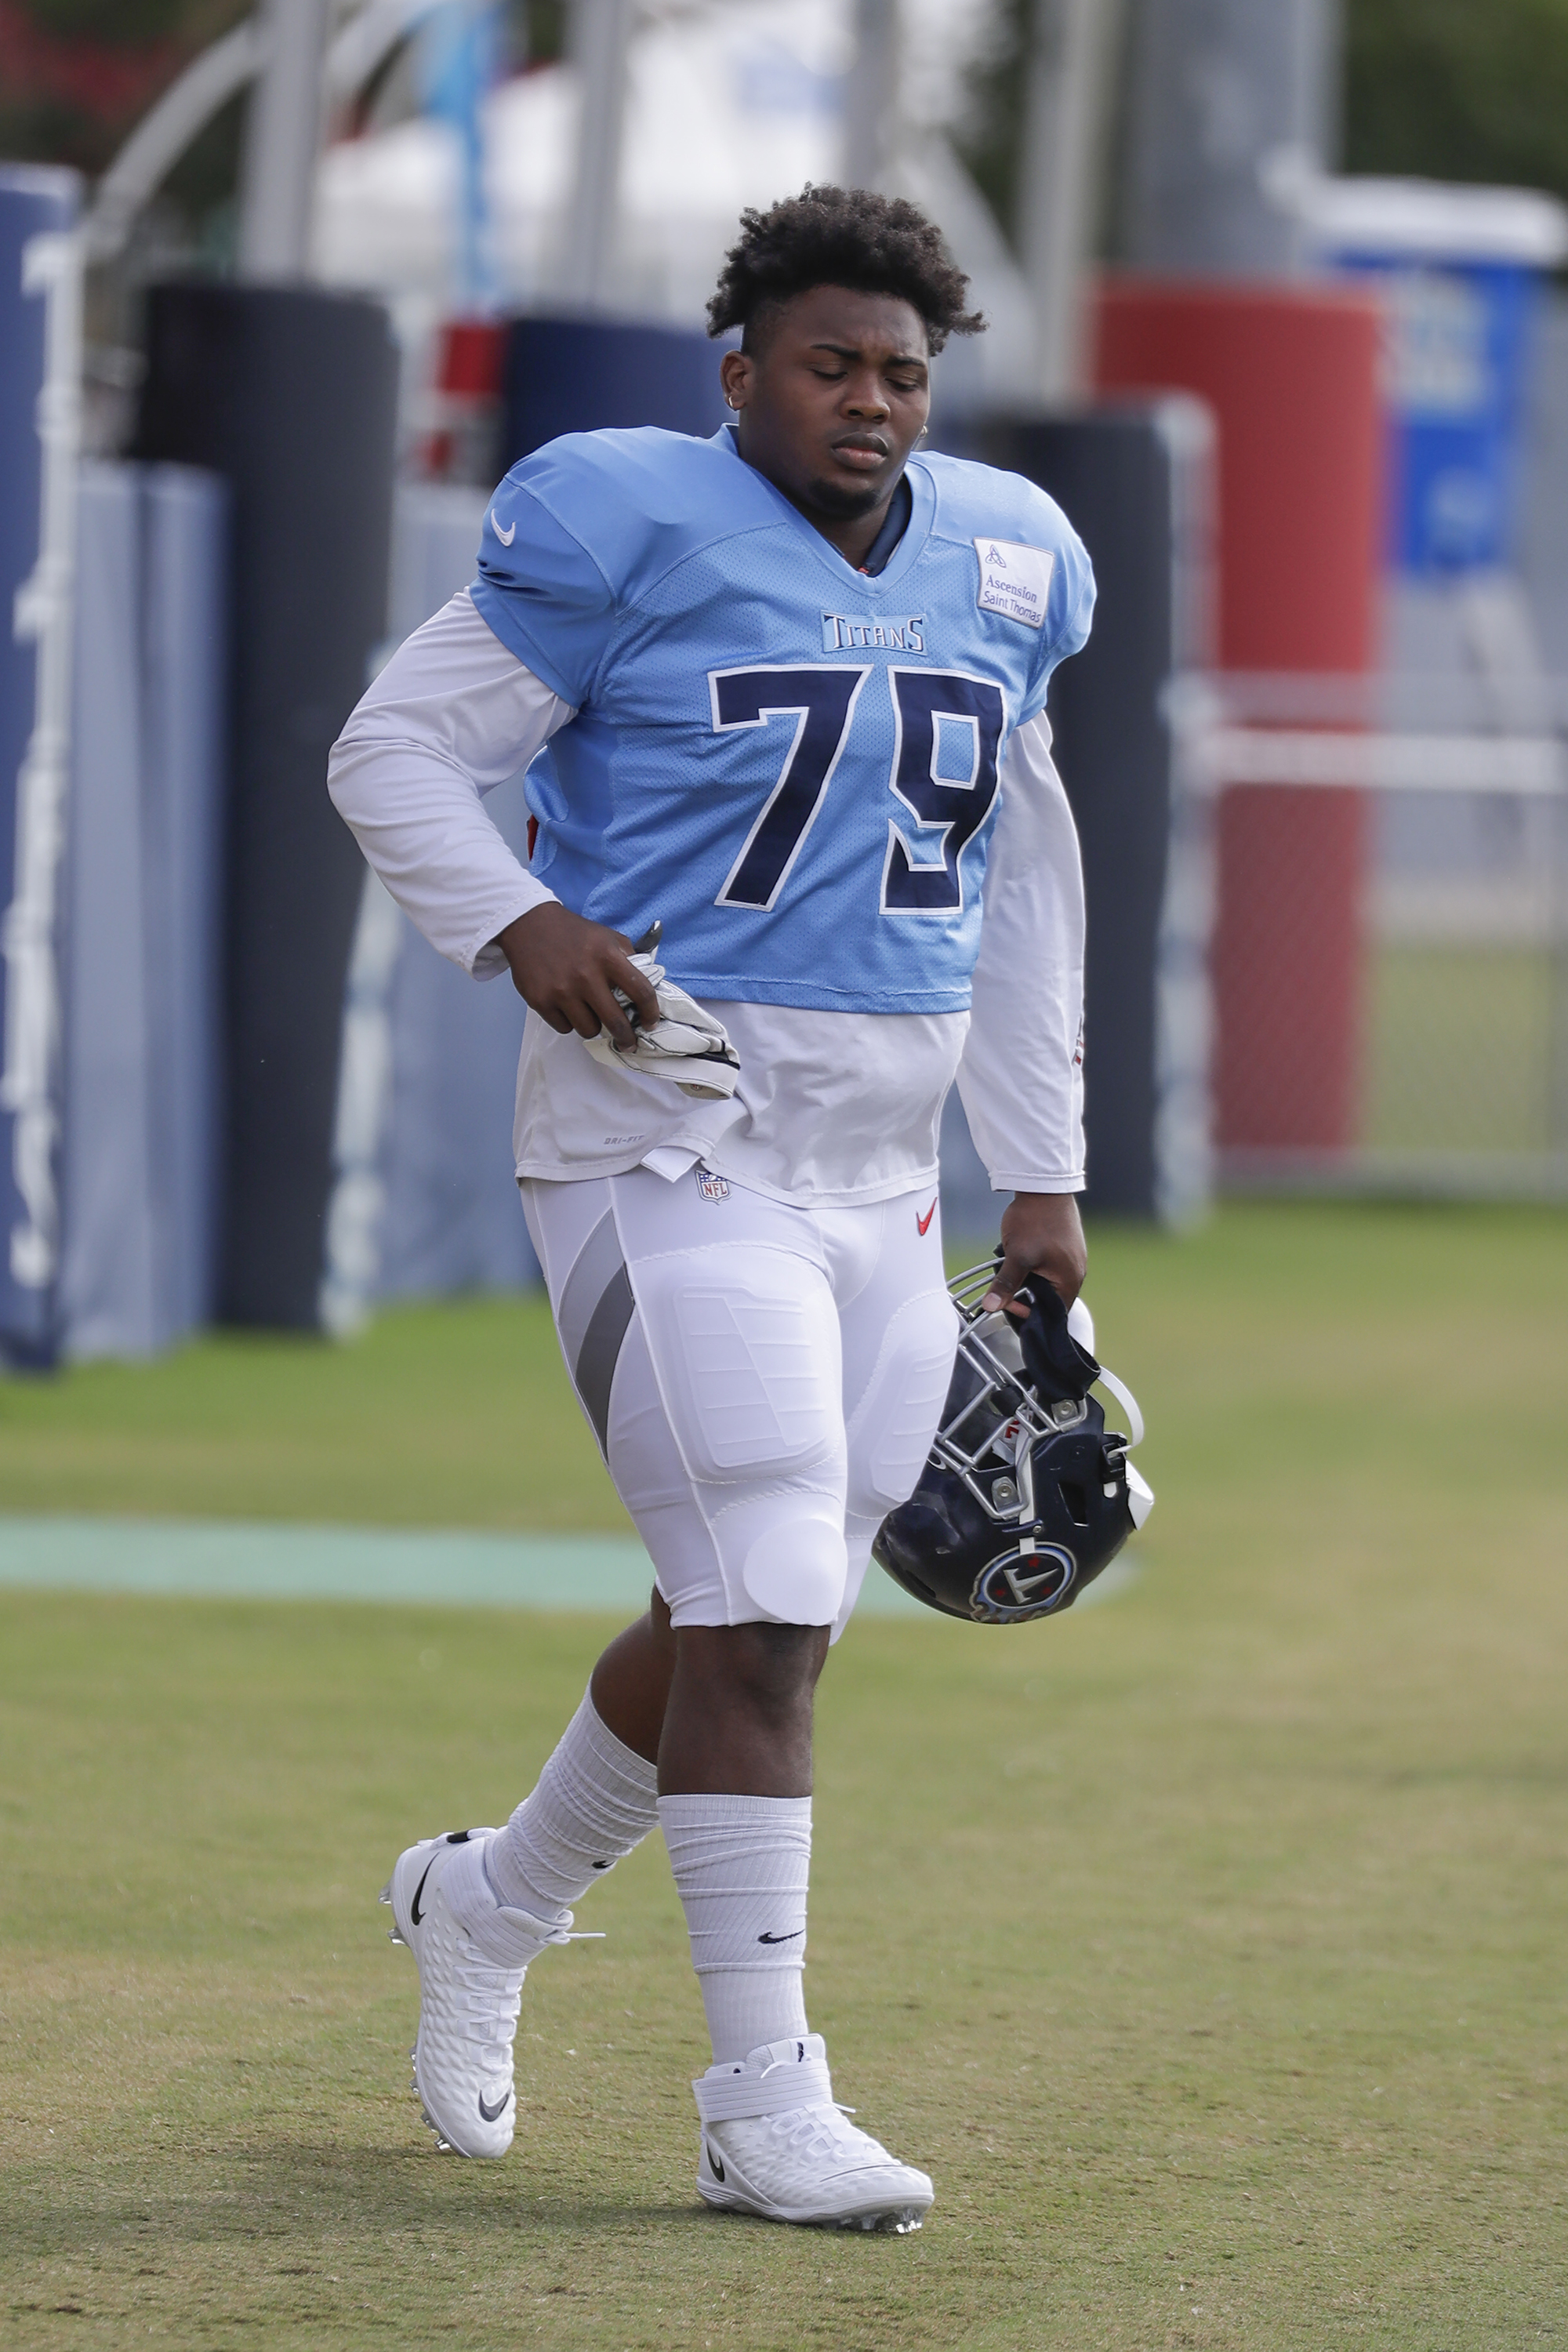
[583,949,741,1101]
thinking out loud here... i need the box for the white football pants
[521,1166,958,1638]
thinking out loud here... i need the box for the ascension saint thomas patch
[973,538,1054,630]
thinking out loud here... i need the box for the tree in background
[2,0,250,260]
[1343,0,1568,203]
[0,0,245,176]
[956,0,1568,267]
[0,0,563,256]
[953,0,1033,257]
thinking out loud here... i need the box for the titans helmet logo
[969,1542,1078,1624]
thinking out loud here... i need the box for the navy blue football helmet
[873,1263,1154,1625]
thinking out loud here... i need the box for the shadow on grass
[2,2138,717,2259]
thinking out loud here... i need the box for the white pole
[1120,0,1338,276]
[1018,0,1118,404]
[844,0,899,192]
[85,20,265,265]
[561,0,634,310]
[238,0,332,281]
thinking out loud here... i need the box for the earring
[916,426,928,441]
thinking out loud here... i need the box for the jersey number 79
[709,665,1007,916]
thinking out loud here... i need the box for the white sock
[485,1690,659,1926]
[659,1793,812,2065]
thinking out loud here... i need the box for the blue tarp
[60,461,227,1358]
[0,168,78,1365]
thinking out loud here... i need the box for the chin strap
[1014,1274,1102,1405]
[1092,1366,1145,1449]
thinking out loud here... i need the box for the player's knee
[712,1618,829,1715]
[740,1512,849,1628]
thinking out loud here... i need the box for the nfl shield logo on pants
[696,1167,730,1201]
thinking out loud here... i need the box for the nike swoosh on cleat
[916,1199,937,1236]
[706,2142,725,2182]
[757,1929,804,1944]
[409,1857,437,1927]
[477,2089,513,2123]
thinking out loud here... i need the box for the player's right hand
[493,902,661,1050]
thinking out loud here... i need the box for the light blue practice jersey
[471,424,1094,1014]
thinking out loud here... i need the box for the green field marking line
[0,1515,659,1610]
[0,1513,1141,1617]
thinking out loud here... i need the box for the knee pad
[740,1511,849,1628]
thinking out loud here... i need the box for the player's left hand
[982,1192,1087,1316]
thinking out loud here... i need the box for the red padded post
[1093,279,1383,1156]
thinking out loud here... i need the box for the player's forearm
[959,713,1087,1192]
[960,874,1085,1189]
[957,1011,1085,1194]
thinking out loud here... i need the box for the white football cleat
[379,1828,569,2159]
[692,2034,934,2232]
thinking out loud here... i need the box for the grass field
[0,1290,630,1532]
[2,1203,1566,2349]
[1363,945,1557,1154]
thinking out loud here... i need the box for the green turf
[1363,943,1555,1153]
[0,1290,633,1532]
[2,1204,1566,2347]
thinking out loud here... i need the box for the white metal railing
[1200,725,1565,797]
[1160,673,1568,1203]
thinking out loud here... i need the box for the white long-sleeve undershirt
[328,589,1086,1204]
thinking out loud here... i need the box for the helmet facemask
[873,1261,1154,1624]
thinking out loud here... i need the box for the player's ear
[720,347,752,412]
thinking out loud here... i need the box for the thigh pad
[630,1243,842,1489]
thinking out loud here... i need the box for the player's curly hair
[706,184,985,354]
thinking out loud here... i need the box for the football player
[328,185,1093,2234]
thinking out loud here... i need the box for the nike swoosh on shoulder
[916,1198,938,1236]
[490,510,516,546]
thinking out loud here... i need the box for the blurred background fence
[1193,672,1568,1198]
